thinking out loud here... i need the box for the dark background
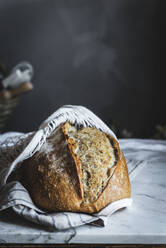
[0,0,166,138]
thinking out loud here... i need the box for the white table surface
[0,138,166,244]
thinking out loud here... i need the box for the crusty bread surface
[23,122,131,213]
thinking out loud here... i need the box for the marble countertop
[0,139,166,244]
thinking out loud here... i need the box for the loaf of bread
[23,122,131,213]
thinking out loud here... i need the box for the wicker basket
[0,97,19,133]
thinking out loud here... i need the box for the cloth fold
[0,105,135,230]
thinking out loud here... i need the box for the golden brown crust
[62,124,84,199]
[22,122,131,213]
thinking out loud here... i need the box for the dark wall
[0,0,166,137]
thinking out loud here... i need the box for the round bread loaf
[23,122,131,213]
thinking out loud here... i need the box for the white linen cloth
[1,105,161,230]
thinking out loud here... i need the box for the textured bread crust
[23,122,131,213]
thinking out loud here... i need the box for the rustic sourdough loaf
[23,122,131,213]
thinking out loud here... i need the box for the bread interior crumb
[66,123,117,203]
